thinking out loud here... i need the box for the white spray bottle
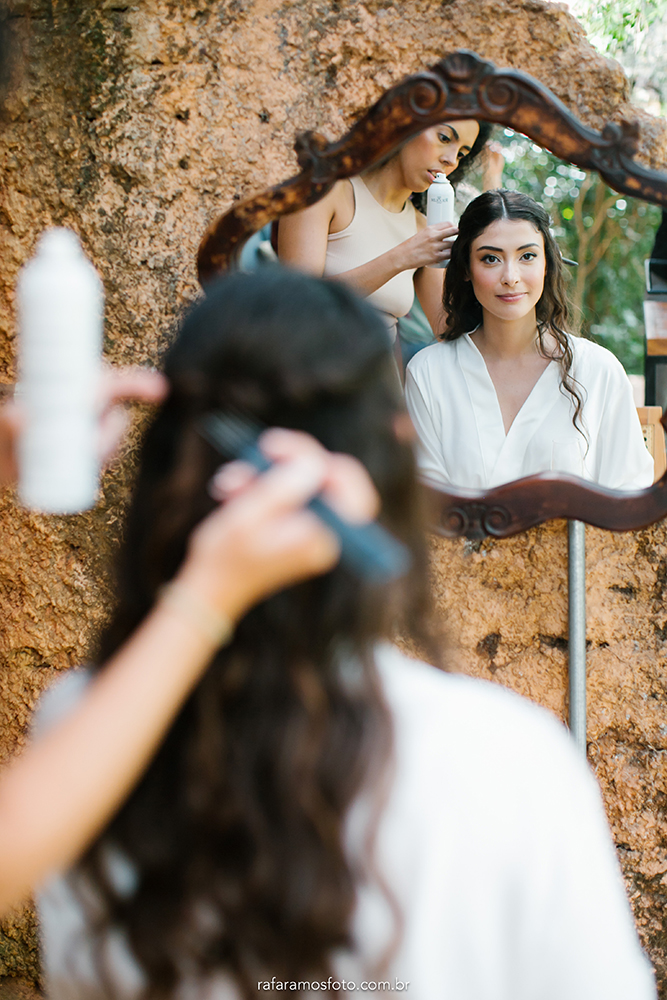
[426,172,455,269]
[17,228,103,513]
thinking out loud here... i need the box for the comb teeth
[199,410,265,460]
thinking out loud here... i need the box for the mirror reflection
[276,118,488,342]
[241,120,663,494]
[404,188,654,492]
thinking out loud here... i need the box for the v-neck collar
[457,333,563,486]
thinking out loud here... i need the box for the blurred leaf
[572,0,667,112]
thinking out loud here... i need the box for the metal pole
[567,519,587,754]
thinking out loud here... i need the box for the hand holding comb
[198,412,411,584]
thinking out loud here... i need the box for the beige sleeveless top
[324,176,419,338]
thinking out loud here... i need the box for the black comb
[199,411,411,583]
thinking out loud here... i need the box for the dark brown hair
[442,189,585,436]
[79,269,435,998]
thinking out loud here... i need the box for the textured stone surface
[429,521,667,994]
[0,976,40,1000]
[0,0,665,990]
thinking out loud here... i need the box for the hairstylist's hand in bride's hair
[0,431,378,917]
[398,220,459,269]
[175,428,380,624]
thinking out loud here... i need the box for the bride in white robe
[405,189,654,492]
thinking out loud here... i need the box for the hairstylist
[278,121,490,340]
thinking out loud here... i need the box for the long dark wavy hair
[78,269,436,998]
[442,189,585,435]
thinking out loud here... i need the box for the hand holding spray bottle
[17,229,103,514]
[426,172,455,269]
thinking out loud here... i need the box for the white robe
[405,333,654,491]
[36,648,656,1000]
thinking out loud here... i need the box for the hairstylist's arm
[414,265,447,336]
[0,430,377,915]
[336,223,456,299]
[278,183,457,297]
[482,142,505,192]
[277,189,339,276]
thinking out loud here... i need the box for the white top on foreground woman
[36,645,655,1000]
[405,189,654,491]
[0,270,654,998]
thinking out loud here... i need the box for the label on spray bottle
[17,228,103,514]
[426,172,455,269]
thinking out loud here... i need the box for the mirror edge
[197,49,667,539]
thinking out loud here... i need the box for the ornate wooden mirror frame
[197,50,667,540]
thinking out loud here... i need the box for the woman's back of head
[170,267,394,411]
[83,267,433,999]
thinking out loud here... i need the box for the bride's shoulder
[568,335,629,381]
[375,644,571,756]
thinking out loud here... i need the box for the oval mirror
[197,50,667,540]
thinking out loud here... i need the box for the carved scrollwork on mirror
[426,471,667,540]
[197,50,667,540]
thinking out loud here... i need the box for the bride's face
[398,120,480,191]
[467,218,547,322]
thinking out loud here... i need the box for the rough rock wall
[429,522,667,992]
[0,0,665,993]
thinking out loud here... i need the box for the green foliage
[573,0,667,112]
[578,199,659,375]
[575,0,666,52]
[580,0,664,46]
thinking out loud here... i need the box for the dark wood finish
[196,50,667,539]
[198,50,667,281]
[427,429,667,539]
